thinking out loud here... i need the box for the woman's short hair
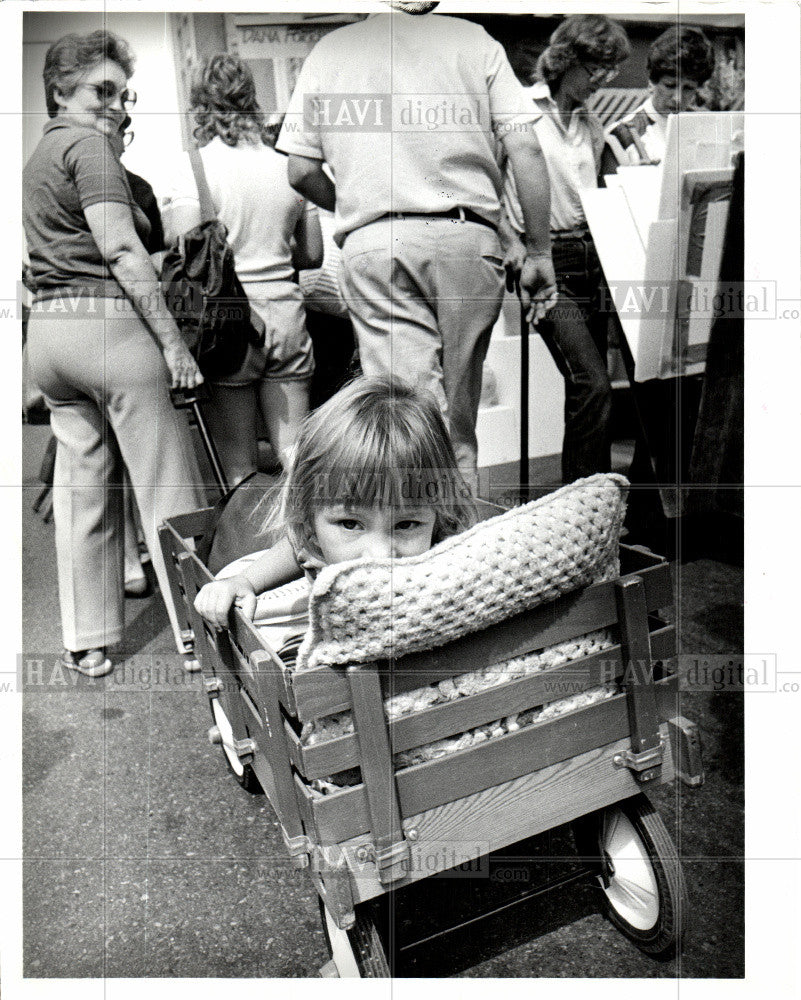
[43,30,134,119]
[536,14,631,87]
[647,26,715,85]
[190,54,272,148]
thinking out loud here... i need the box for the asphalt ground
[20,423,744,980]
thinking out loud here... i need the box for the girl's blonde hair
[264,375,475,562]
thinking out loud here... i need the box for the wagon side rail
[293,572,687,889]
[157,507,217,656]
[178,551,314,867]
[288,550,673,723]
[285,619,675,779]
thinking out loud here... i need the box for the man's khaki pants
[339,216,505,480]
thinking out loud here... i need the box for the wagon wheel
[208,695,262,795]
[318,898,392,977]
[573,793,688,957]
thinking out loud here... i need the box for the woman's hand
[162,340,204,389]
[194,574,257,628]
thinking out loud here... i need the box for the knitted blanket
[296,473,629,672]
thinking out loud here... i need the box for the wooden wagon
[159,500,703,976]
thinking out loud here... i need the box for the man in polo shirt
[276,1,555,481]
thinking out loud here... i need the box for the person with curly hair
[164,54,323,483]
[502,14,630,483]
[603,25,715,169]
[23,29,206,675]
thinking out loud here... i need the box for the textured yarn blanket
[297,473,629,671]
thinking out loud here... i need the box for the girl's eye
[396,520,422,531]
[338,519,361,531]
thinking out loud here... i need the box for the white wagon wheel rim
[211,697,245,778]
[601,807,660,930]
[322,904,361,978]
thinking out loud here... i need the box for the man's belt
[379,206,497,232]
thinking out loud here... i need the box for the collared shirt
[604,97,667,167]
[502,81,604,234]
[276,11,537,245]
[23,118,150,292]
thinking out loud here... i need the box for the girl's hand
[194,575,257,628]
[163,340,204,389]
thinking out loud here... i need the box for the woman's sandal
[61,648,113,677]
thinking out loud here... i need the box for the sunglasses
[579,63,619,86]
[80,81,137,111]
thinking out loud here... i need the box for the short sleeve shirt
[276,11,537,245]
[23,118,150,292]
[502,82,604,234]
[163,138,308,285]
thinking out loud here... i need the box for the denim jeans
[537,233,612,484]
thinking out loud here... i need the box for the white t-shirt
[276,10,537,245]
[165,137,310,285]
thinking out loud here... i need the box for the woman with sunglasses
[23,30,206,676]
[502,15,630,484]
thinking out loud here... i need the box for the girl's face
[55,59,130,139]
[313,503,437,565]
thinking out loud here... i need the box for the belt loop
[457,206,466,222]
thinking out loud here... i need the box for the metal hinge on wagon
[612,737,665,778]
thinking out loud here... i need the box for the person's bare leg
[259,379,310,469]
[203,383,259,486]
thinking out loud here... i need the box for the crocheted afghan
[296,473,629,672]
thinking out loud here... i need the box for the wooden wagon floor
[20,423,744,979]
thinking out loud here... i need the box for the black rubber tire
[573,793,688,958]
[208,696,263,795]
[319,898,391,977]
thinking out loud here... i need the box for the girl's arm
[241,536,303,592]
[83,201,202,389]
[194,536,303,627]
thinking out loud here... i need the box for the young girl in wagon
[194,375,475,628]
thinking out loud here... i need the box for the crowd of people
[23,5,721,674]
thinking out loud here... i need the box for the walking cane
[170,384,230,496]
